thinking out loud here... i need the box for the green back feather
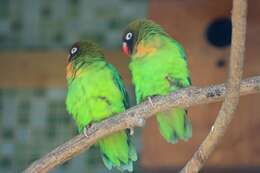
[107,63,130,109]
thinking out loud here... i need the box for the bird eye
[70,47,78,55]
[125,32,133,40]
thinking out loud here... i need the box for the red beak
[122,42,129,56]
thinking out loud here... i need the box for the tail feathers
[101,154,113,170]
[156,107,192,144]
[98,131,137,172]
[102,155,135,172]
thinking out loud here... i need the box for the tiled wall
[0,0,148,50]
[0,89,142,173]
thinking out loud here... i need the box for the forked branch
[23,75,260,173]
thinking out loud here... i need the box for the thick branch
[23,76,260,173]
[180,0,247,173]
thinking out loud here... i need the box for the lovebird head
[66,40,104,80]
[122,19,168,57]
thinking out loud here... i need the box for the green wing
[172,39,192,86]
[172,39,187,60]
[134,84,142,104]
[107,63,130,109]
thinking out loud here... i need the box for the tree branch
[23,75,260,173]
[180,0,247,172]
[24,1,249,172]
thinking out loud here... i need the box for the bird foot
[129,127,134,136]
[83,123,92,137]
[136,118,145,127]
[148,97,154,107]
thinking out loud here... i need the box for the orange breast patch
[66,63,73,78]
[136,41,157,57]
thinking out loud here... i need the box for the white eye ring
[125,32,133,40]
[71,47,78,55]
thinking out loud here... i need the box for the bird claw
[83,124,92,137]
[129,127,134,136]
[148,97,154,107]
[136,118,145,127]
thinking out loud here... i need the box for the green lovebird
[122,19,192,144]
[65,40,137,171]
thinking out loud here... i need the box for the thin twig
[179,0,247,173]
[23,75,260,173]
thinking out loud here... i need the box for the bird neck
[66,56,105,81]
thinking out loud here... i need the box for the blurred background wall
[0,0,260,173]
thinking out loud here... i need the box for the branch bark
[23,75,260,173]
[180,0,247,172]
